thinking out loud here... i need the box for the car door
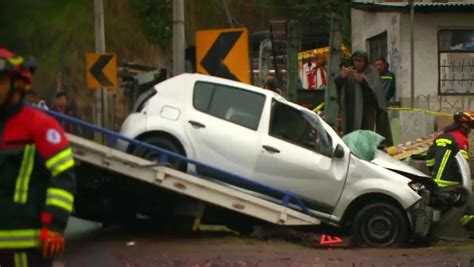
[184,81,266,179]
[254,101,350,214]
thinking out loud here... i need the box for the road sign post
[196,28,250,84]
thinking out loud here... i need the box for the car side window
[193,82,266,130]
[270,101,332,156]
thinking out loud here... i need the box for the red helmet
[453,111,474,128]
[0,48,32,89]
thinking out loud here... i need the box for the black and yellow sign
[86,53,117,89]
[196,28,250,84]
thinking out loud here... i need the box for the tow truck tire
[132,136,186,171]
[352,202,409,247]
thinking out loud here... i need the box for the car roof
[161,73,281,97]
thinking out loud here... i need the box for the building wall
[351,9,402,97]
[352,9,474,100]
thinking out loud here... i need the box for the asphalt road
[55,217,474,267]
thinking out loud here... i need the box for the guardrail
[41,108,311,215]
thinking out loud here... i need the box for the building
[351,0,474,144]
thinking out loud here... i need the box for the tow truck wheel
[352,202,409,247]
[132,136,186,171]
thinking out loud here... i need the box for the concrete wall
[351,9,474,100]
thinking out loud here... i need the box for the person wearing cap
[335,50,393,146]
[0,48,76,266]
[426,111,474,229]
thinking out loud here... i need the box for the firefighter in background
[426,111,474,228]
[0,49,76,266]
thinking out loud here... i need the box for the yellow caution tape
[387,107,452,117]
[312,103,325,112]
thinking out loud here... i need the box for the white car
[120,73,461,247]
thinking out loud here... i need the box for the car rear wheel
[352,202,409,247]
[131,136,186,171]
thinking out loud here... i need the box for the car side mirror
[333,144,345,158]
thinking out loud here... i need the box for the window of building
[367,31,388,63]
[438,29,474,95]
[193,81,266,130]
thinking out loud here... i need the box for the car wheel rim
[362,209,399,246]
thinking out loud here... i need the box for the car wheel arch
[128,130,188,158]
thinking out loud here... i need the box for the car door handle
[263,145,280,154]
[188,120,206,128]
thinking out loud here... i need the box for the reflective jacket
[0,104,75,249]
[426,129,468,187]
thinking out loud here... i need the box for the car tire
[132,136,186,171]
[352,202,409,247]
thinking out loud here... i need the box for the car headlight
[408,181,426,192]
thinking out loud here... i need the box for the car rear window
[193,81,265,130]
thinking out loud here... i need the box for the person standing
[0,48,76,267]
[335,50,393,146]
[374,57,396,103]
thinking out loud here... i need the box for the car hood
[371,150,430,178]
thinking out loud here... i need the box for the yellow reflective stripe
[46,188,74,212]
[380,76,393,80]
[46,148,72,169]
[435,149,451,181]
[435,179,458,187]
[436,138,452,145]
[460,149,469,159]
[14,252,27,267]
[13,145,36,204]
[46,199,73,213]
[461,215,474,225]
[51,158,75,177]
[426,158,435,167]
[0,229,41,249]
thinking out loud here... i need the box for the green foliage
[131,0,172,49]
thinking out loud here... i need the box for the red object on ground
[319,234,343,245]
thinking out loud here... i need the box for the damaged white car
[120,73,470,247]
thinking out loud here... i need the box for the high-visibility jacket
[0,104,75,250]
[426,129,468,187]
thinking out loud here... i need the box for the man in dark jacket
[0,49,75,267]
[374,57,396,103]
[335,51,393,146]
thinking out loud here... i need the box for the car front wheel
[352,202,409,247]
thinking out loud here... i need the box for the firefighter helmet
[454,111,474,128]
[0,48,32,89]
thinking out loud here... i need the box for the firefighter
[0,49,76,266]
[426,111,474,229]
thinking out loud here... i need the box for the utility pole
[325,15,343,127]
[94,0,108,129]
[173,0,185,75]
[287,20,299,102]
[409,0,415,108]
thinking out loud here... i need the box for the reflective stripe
[13,145,36,204]
[435,149,451,181]
[46,148,74,177]
[460,149,469,159]
[0,229,41,249]
[436,138,452,145]
[461,215,474,225]
[435,179,458,187]
[14,252,28,267]
[380,76,393,80]
[426,158,435,167]
[51,158,74,177]
[46,187,74,213]
[46,148,72,168]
